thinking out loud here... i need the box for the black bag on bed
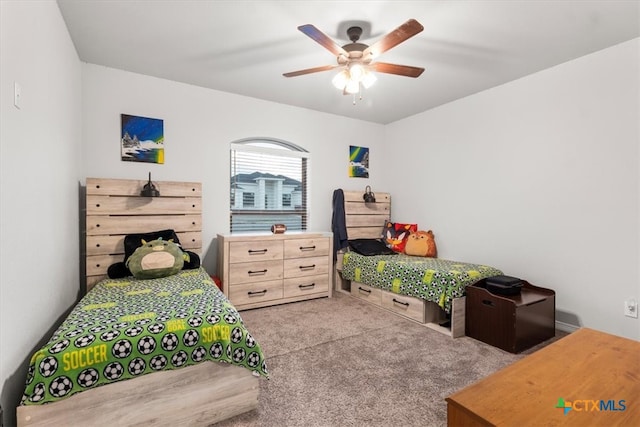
[485,275,523,296]
[348,239,397,256]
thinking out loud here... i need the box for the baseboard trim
[555,320,580,333]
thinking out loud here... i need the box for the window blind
[230,140,309,233]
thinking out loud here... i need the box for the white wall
[0,1,82,423]
[385,39,640,340]
[81,64,386,272]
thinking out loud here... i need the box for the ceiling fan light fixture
[333,64,375,93]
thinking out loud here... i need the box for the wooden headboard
[342,190,391,239]
[85,178,202,291]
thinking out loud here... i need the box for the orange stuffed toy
[404,230,437,257]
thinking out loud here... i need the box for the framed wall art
[121,114,164,164]
[349,145,369,178]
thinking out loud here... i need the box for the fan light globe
[332,70,349,90]
[349,63,365,80]
[345,79,360,94]
[361,71,377,88]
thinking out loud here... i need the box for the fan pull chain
[352,83,364,105]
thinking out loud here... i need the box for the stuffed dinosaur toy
[125,238,185,279]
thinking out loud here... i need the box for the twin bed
[17,178,266,426]
[335,190,502,337]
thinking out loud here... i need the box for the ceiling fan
[283,19,425,96]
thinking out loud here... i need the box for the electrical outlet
[624,299,638,318]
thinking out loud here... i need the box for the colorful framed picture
[349,145,369,178]
[121,114,164,164]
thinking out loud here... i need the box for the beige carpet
[215,291,566,427]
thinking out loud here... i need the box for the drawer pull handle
[248,269,267,275]
[299,283,315,289]
[248,290,267,296]
[482,299,495,307]
[358,287,371,294]
[299,245,316,251]
[392,298,409,307]
[248,249,268,255]
[299,264,316,270]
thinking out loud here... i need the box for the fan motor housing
[343,26,368,52]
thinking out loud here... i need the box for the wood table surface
[446,327,640,426]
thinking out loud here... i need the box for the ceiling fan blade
[283,64,338,78]
[363,19,424,58]
[372,62,424,78]
[298,24,348,57]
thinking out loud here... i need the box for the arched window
[230,138,309,232]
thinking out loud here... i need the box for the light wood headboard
[85,178,202,291]
[342,190,391,239]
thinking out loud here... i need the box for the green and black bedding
[341,252,502,313]
[21,267,268,405]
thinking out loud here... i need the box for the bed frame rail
[17,362,258,426]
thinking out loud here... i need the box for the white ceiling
[57,0,639,124]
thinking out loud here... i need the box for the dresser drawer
[351,282,382,305]
[229,260,283,285]
[229,240,283,263]
[381,292,426,323]
[283,274,329,298]
[228,280,283,306]
[284,238,329,259]
[284,256,329,278]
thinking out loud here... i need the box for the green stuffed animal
[126,238,184,279]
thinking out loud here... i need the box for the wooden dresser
[217,232,333,310]
[446,328,640,426]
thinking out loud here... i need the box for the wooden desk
[446,328,639,426]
